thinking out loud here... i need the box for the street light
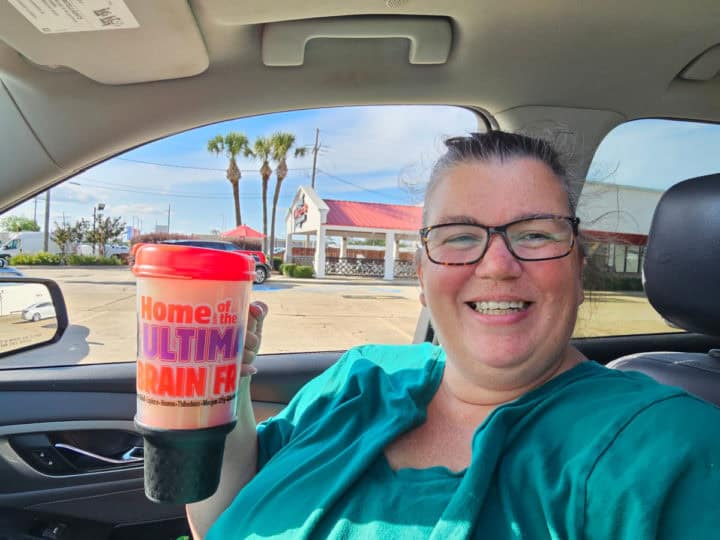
[93,203,105,255]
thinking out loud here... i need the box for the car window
[0,105,478,365]
[574,118,720,338]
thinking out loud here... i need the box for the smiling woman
[192,131,720,539]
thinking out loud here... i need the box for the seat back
[607,173,720,406]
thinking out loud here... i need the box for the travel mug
[132,244,255,503]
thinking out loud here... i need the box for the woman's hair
[423,131,578,225]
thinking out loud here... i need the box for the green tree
[85,216,125,257]
[207,132,250,227]
[51,220,87,261]
[248,136,275,254]
[0,215,40,232]
[269,132,307,256]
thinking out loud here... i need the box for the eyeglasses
[419,215,580,265]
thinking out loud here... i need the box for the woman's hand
[241,301,268,373]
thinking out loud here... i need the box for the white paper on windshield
[8,0,139,34]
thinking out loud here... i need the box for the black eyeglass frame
[419,215,581,265]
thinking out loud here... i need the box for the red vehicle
[159,240,272,284]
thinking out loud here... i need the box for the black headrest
[643,173,720,336]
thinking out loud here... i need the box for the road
[3,267,423,367]
[0,267,674,368]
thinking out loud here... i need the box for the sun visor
[0,0,208,85]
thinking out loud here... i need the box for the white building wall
[286,186,327,236]
[577,181,663,235]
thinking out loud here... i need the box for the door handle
[54,443,143,465]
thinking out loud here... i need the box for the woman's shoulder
[274,343,443,422]
[556,363,720,473]
[319,342,444,397]
[342,342,444,372]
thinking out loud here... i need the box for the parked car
[21,301,56,322]
[0,257,24,277]
[0,1,719,539]
[159,239,272,284]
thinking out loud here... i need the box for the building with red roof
[284,186,422,279]
[284,181,663,280]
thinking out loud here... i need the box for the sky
[6,109,720,241]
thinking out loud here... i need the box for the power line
[70,178,226,198]
[68,179,296,201]
[115,156,312,173]
[316,169,404,202]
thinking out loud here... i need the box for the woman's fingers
[242,301,268,365]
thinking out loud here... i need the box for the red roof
[221,224,265,238]
[582,229,647,246]
[324,199,422,231]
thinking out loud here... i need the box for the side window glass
[576,119,720,337]
[0,105,478,366]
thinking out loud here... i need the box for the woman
[189,132,720,539]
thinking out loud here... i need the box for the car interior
[1,1,720,538]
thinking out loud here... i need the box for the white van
[0,232,60,261]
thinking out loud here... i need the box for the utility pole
[310,128,320,190]
[167,204,171,233]
[43,190,50,251]
[33,197,38,225]
[93,203,105,255]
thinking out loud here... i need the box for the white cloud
[310,106,476,171]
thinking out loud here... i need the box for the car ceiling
[1,0,719,213]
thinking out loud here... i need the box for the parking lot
[4,267,423,367]
[0,266,675,368]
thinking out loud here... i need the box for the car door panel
[0,351,343,539]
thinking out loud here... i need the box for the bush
[66,254,122,266]
[10,252,61,265]
[293,265,314,278]
[272,257,283,271]
[282,263,297,277]
[583,272,643,292]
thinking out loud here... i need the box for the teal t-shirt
[208,343,720,539]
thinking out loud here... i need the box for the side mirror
[0,278,69,358]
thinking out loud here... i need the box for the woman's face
[418,157,584,390]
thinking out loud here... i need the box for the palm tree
[207,132,250,226]
[250,136,274,254]
[269,132,307,257]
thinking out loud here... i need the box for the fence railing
[393,259,417,278]
[286,255,417,278]
[291,256,314,267]
[325,257,385,276]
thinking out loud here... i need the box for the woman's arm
[186,301,268,540]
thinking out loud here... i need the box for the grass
[574,290,681,338]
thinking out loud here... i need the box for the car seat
[607,173,720,406]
